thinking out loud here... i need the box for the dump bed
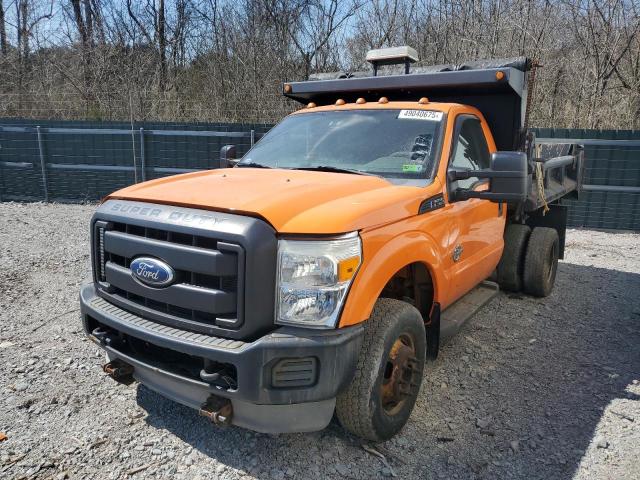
[285,58,530,152]
[525,138,584,212]
[283,55,584,213]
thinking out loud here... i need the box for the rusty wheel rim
[380,333,420,416]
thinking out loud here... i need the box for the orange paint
[338,103,505,326]
[107,101,506,328]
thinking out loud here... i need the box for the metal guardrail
[537,137,640,147]
[582,185,640,194]
[0,125,257,137]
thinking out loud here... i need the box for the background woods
[0,0,638,128]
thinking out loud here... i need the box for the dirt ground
[1,202,639,480]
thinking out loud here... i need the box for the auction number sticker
[398,110,443,121]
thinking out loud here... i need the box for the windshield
[239,109,444,180]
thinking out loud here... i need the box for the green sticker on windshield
[402,164,423,173]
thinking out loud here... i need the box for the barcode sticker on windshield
[398,110,443,121]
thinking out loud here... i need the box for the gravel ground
[1,202,639,480]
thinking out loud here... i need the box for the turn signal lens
[338,256,360,282]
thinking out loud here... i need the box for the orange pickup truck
[80,47,583,441]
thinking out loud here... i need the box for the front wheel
[336,298,426,442]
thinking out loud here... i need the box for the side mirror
[448,151,528,203]
[489,152,528,202]
[220,145,238,168]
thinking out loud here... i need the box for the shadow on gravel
[135,262,640,479]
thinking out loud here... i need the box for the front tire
[336,298,426,442]
[523,227,559,297]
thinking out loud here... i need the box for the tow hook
[102,359,134,381]
[199,395,233,427]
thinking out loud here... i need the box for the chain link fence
[0,119,638,230]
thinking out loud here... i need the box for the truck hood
[107,168,437,234]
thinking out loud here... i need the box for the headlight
[276,234,362,328]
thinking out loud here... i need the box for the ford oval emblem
[130,257,175,288]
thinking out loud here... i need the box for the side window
[450,116,491,189]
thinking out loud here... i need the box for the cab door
[442,114,505,306]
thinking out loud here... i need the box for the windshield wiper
[292,165,374,176]
[236,161,271,169]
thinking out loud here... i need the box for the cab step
[440,281,499,344]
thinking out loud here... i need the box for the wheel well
[379,263,434,322]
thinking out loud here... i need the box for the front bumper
[80,283,363,433]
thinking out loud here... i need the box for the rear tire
[523,227,559,297]
[336,298,426,442]
[497,224,531,292]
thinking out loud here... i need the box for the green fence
[0,119,270,202]
[0,119,638,230]
[535,128,640,231]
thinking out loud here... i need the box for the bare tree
[157,0,167,91]
[266,0,361,79]
[70,0,93,98]
[0,0,637,127]
[0,0,7,55]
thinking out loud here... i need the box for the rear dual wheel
[497,224,559,297]
[523,227,559,297]
[497,224,531,292]
[336,298,426,442]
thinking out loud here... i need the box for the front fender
[338,228,448,328]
